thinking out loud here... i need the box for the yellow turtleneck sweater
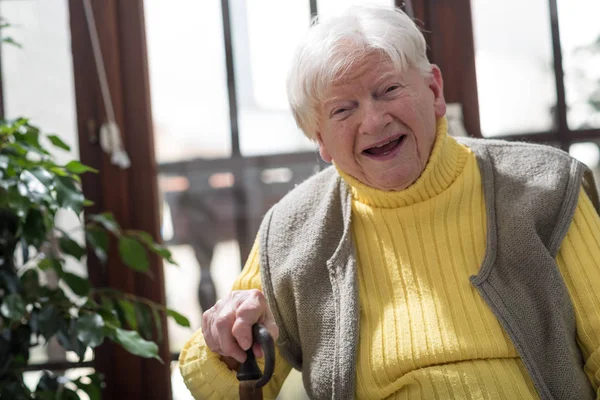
[179,120,600,399]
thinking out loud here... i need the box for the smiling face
[316,52,447,191]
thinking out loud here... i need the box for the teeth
[375,139,394,148]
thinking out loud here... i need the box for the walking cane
[237,324,275,400]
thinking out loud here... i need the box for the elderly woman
[179,6,600,399]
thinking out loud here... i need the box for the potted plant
[0,117,189,399]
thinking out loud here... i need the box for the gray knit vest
[258,138,600,400]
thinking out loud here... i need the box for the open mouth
[362,135,406,158]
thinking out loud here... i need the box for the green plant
[0,118,189,399]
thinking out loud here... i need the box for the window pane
[1,0,88,366]
[145,0,231,162]
[1,0,78,157]
[570,142,600,183]
[162,237,241,353]
[558,0,600,130]
[145,0,245,364]
[317,0,395,20]
[472,0,557,136]
[232,0,316,156]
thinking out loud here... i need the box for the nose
[358,100,392,136]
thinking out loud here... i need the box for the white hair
[287,5,432,140]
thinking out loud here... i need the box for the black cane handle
[236,324,275,388]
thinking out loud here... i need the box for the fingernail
[240,337,250,350]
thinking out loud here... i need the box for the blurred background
[1,0,599,398]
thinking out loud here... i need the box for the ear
[316,131,333,163]
[429,65,447,118]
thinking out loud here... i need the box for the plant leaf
[20,170,52,203]
[136,302,153,340]
[0,293,26,321]
[23,209,47,248]
[131,230,177,265]
[20,269,40,301]
[116,300,138,331]
[47,134,71,151]
[55,176,85,214]
[59,235,86,260]
[7,184,30,218]
[38,257,63,274]
[113,328,161,362]
[29,167,54,189]
[56,319,87,360]
[76,314,105,348]
[98,308,120,329]
[35,372,59,393]
[85,228,109,263]
[37,305,62,339]
[2,37,21,48]
[65,160,98,175]
[0,269,20,294]
[151,307,163,343]
[149,243,177,265]
[166,308,190,328]
[118,237,149,272]
[88,213,120,234]
[62,272,91,297]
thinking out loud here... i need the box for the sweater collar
[336,118,469,208]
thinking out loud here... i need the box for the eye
[385,85,400,94]
[330,107,350,118]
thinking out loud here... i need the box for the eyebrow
[374,71,401,86]
[322,96,349,109]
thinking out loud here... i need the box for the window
[558,0,600,130]
[472,0,557,137]
[467,0,600,148]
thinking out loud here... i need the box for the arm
[179,238,293,399]
[556,187,600,398]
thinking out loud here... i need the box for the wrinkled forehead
[316,50,403,102]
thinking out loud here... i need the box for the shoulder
[457,137,581,181]
[264,165,343,228]
[458,137,574,164]
[459,138,586,251]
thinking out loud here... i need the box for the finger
[259,307,280,342]
[218,331,247,363]
[213,301,249,363]
[232,291,266,350]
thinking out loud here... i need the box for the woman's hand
[202,289,279,364]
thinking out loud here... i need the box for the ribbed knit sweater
[179,120,600,399]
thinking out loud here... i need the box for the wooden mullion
[114,2,172,399]
[548,0,570,151]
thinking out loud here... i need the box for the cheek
[329,123,356,150]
